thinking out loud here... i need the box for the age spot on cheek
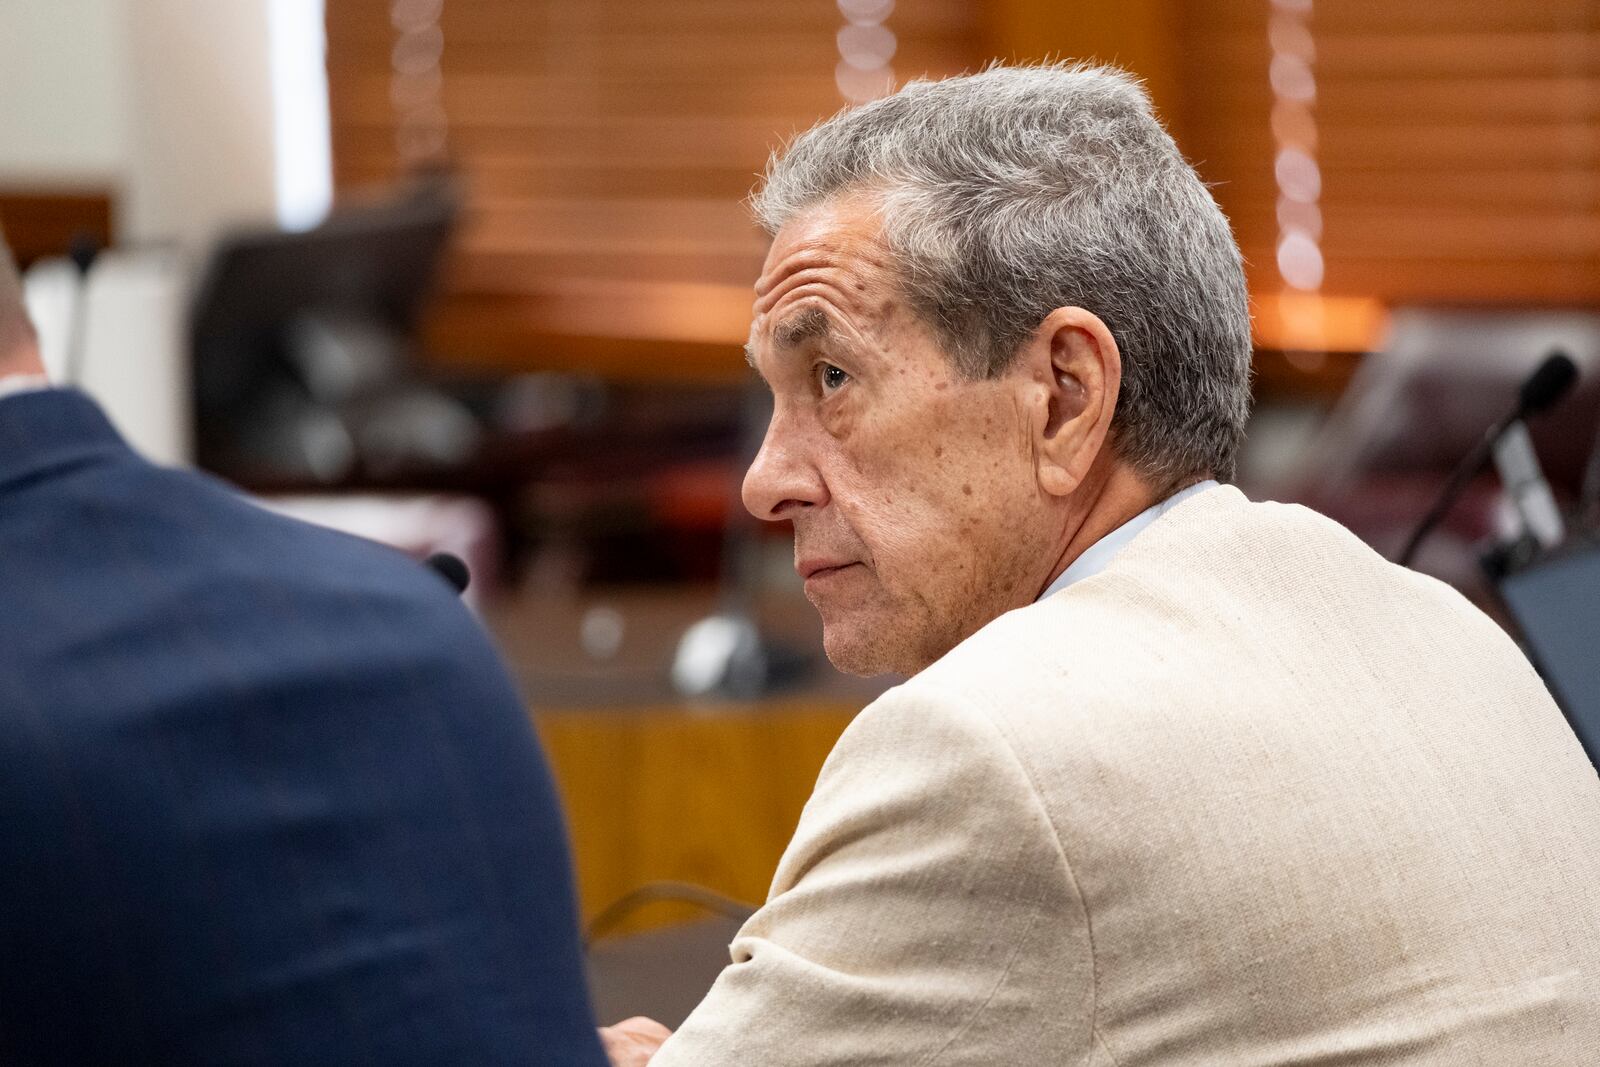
[962,484,972,496]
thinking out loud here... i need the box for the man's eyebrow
[774,306,834,350]
[745,306,837,373]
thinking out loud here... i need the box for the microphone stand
[1398,351,1578,568]
[1397,416,1507,567]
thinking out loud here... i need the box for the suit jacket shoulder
[667,483,1600,1065]
[0,390,608,1066]
[655,678,1104,1066]
[918,483,1600,1063]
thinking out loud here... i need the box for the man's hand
[599,1016,673,1066]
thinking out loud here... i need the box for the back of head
[754,62,1253,487]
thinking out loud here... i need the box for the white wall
[0,0,328,252]
[122,0,282,249]
[0,0,130,184]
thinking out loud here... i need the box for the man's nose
[742,418,827,521]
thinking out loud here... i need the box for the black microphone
[1518,352,1578,417]
[62,233,103,387]
[67,233,101,277]
[1398,351,1579,567]
[424,551,471,595]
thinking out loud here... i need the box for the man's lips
[797,558,860,581]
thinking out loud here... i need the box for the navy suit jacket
[0,390,608,1065]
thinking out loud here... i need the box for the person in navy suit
[0,237,608,1066]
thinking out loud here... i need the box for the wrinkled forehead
[748,258,882,376]
[754,195,894,301]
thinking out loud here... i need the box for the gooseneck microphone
[1517,352,1580,417]
[1397,351,1579,567]
[424,551,471,595]
[62,234,103,387]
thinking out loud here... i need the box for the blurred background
[3,0,1598,1018]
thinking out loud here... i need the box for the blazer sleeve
[651,684,1095,1066]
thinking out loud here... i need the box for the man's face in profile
[741,197,1056,677]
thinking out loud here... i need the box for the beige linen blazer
[651,485,1600,1065]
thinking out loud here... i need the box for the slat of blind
[1190,0,1594,33]
[327,0,974,37]
[326,0,976,374]
[1182,31,1600,79]
[1176,0,1600,313]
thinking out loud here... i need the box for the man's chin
[821,623,922,679]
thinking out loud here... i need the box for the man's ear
[1023,307,1121,498]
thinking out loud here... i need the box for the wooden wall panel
[330,0,1600,369]
[982,0,1188,143]
[326,0,979,377]
[1176,0,1600,309]
[0,189,115,268]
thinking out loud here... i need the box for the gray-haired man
[607,63,1600,1065]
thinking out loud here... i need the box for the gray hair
[753,62,1253,486]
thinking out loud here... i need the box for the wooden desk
[537,700,857,936]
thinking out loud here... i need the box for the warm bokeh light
[1276,231,1325,291]
[389,0,447,168]
[837,24,898,69]
[1252,292,1388,355]
[836,0,896,104]
[838,0,895,24]
[1267,0,1334,358]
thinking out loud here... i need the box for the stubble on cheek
[875,401,1044,665]
[813,453,977,675]
[811,342,1036,673]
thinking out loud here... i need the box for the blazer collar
[0,387,130,491]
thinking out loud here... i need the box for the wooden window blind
[1175,0,1600,315]
[325,0,977,380]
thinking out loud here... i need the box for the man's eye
[818,364,850,392]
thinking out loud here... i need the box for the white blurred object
[79,252,191,466]
[267,0,334,232]
[672,613,764,698]
[259,493,500,610]
[580,605,627,661]
[20,259,80,382]
[1492,421,1566,550]
[23,251,192,466]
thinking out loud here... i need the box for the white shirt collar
[0,375,52,403]
[1037,479,1219,602]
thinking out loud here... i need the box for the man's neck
[0,342,51,403]
[1034,460,1163,601]
[0,340,48,381]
